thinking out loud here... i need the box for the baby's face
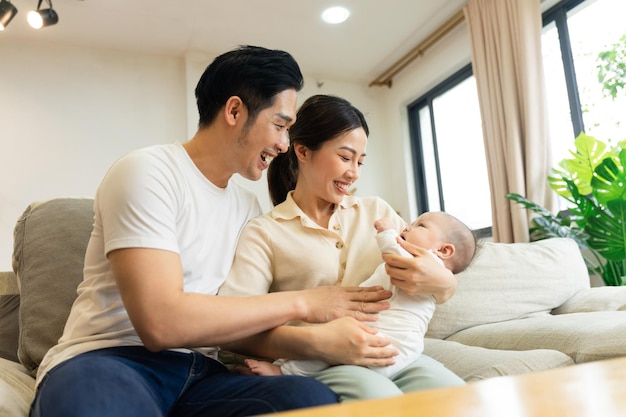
[400,212,447,251]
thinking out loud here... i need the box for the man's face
[235,89,297,181]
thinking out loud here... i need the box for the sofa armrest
[0,357,35,417]
[0,272,18,295]
[552,287,626,314]
[0,272,20,363]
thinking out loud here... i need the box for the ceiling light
[28,0,58,29]
[0,0,18,31]
[321,6,350,24]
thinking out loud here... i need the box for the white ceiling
[2,0,468,84]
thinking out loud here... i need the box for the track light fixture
[27,0,57,29]
[0,0,18,31]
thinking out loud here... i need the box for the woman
[220,94,463,401]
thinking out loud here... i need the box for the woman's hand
[308,317,398,367]
[382,237,457,303]
[299,286,392,324]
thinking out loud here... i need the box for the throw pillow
[12,198,94,375]
[426,238,590,340]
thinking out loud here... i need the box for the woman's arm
[222,317,398,367]
[382,237,457,304]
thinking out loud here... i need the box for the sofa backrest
[0,271,19,362]
[426,237,591,340]
[12,198,94,375]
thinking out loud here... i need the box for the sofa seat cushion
[0,357,35,417]
[424,338,574,382]
[446,311,626,363]
[426,238,589,340]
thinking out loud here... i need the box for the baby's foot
[244,359,282,376]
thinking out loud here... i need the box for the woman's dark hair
[195,45,304,128]
[268,94,369,206]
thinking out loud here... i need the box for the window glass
[568,0,626,143]
[418,107,441,212]
[542,20,576,163]
[430,77,491,230]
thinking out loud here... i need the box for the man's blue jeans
[30,346,338,417]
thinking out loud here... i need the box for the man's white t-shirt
[36,143,261,385]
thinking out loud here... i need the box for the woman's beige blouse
[219,192,406,296]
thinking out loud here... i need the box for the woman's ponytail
[268,147,298,206]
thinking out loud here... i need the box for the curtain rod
[369,9,466,88]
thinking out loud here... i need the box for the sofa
[2,198,626,416]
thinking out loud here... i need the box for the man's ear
[436,243,456,260]
[224,96,245,126]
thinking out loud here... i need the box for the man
[30,45,395,417]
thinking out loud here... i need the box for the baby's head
[400,212,476,274]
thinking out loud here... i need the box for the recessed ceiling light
[321,6,350,24]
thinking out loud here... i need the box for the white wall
[0,40,187,270]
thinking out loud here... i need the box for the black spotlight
[27,0,58,29]
[0,0,18,31]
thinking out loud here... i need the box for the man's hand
[299,286,392,324]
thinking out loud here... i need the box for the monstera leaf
[548,133,608,198]
[591,148,626,205]
[585,199,626,261]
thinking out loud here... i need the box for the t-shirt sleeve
[97,150,180,256]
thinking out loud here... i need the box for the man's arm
[109,247,394,352]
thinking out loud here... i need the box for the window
[408,0,626,234]
[543,0,626,164]
[407,66,491,236]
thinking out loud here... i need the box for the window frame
[542,0,587,137]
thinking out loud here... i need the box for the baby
[245,211,477,379]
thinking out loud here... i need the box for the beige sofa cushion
[0,272,20,362]
[427,238,589,340]
[0,357,35,417]
[12,198,94,375]
[552,286,626,314]
[423,338,574,382]
[447,311,626,363]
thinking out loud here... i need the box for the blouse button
[333,224,341,231]
[336,241,344,249]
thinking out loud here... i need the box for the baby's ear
[436,243,456,259]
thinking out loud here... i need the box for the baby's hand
[374,218,396,233]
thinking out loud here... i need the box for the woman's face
[301,127,368,205]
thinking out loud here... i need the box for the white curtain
[464,0,557,242]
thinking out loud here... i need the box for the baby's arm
[374,221,412,258]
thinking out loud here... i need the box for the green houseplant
[506,132,626,286]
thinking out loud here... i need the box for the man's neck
[183,129,233,188]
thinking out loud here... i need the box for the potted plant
[506,132,626,286]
